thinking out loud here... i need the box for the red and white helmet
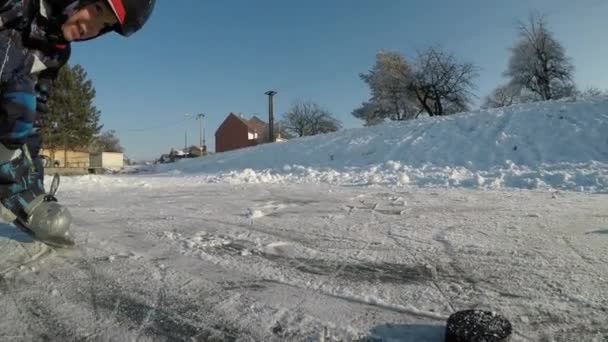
[104,0,156,36]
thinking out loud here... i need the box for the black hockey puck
[445,310,512,342]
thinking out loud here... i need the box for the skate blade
[43,235,75,249]
[14,220,75,249]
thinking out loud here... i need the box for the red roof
[246,116,267,135]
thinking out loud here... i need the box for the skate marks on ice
[158,229,455,332]
[154,230,448,336]
[342,324,445,342]
[163,186,608,341]
[424,214,608,339]
[153,192,457,340]
[0,241,253,341]
[0,224,55,277]
[299,324,446,342]
[41,183,608,341]
[73,248,256,341]
[160,230,434,286]
[0,261,249,341]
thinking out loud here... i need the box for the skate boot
[0,145,74,248]
[14,174,74,248]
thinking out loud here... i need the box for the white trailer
[89,152,124,173]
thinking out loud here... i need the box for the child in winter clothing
[0,0,155,247]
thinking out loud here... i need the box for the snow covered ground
[0,97,607,341]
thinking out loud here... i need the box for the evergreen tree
[44,64,103,156]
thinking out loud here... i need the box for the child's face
[61,1,118,41]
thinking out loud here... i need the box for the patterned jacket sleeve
[0,29,37,148]
[26,45,71,158]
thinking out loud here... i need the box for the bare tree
[409,46,479,116]
[505,13,575,101]
[482,84,522,109]
[89,129,123,153]
[577,86,606,98]
[355,48,478,122]
[271,122,293,140]
[354,50,419,124]
[282,100,341,137]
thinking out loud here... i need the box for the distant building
[215,113,286,153]
[40,148,90,168]
[89,152,124,172]
[188,145,207,157]
[156,146,206,164]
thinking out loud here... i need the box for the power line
[120,116,193,133]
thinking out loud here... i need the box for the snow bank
[115,97,608,192]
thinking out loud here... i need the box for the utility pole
[196,113,205,150]
[265,91,277,143]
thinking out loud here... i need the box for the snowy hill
[150,97,608,193]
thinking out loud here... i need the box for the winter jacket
[0,0,72,153]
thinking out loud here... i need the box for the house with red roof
[215,113,284,153]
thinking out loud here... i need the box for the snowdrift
[149,97,608,192]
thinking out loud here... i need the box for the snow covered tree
[481,84,522,109]
[353,50,419,125]
[282,100,341,137]
[409,46,479,116]
[504,13,575,101]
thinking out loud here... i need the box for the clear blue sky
[68,0,608,160]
